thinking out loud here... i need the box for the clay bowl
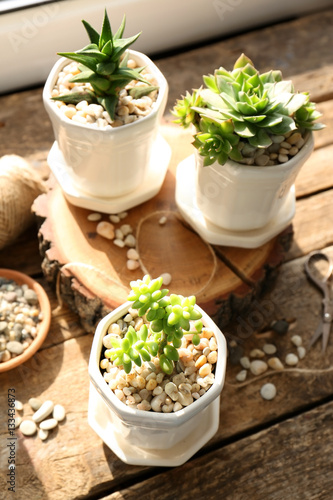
[0,269,51,373]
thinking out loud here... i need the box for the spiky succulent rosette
[52,10,158,119]
[173,53,323,166]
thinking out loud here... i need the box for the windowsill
[0,0,332,95]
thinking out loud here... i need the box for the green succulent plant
[105,275,203,375]
[52,10,158,119]
[173,53,324,166]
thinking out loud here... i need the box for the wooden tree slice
[32,125,292,332]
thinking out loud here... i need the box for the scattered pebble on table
[236,369,247,382]
[250,348,265,358]
[96,221,115,240]
[267,357,284,371]
[240,356,251,369]
[16,398,66,441]
[271,319,289,335]
[109,215,120,224]
[127,260,140,271]
[87,212,102,222]
[291,335,302,347]
[19,420,37,436]
[285,353,299,366]
[161,273,172,286]
[32,400,54,423]
[127,249,139,261]
[263,343,277,355]
[260,383,277,401]
[297,346,306,359]
[250,360,268,376]
[29,397,42,411]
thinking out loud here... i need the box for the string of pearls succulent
[0,278,42,363]
[238,130,306,166]
[100,308,218,412]
[51,60,159,128]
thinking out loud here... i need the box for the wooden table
[1,8,333,499]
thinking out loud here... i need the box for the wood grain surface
[1,7,333,500]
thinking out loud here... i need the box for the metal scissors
[304,251,333,353]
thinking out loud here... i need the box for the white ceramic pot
[195,132,314,231]
[43,50,168,199]
[88,302,227,467]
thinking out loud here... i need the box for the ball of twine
[0,155,47,250]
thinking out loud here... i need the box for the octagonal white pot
[43,50,168,199]
[195,132,314,231]
[88,301,227,467]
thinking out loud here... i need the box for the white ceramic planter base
[176,155,295,248]
[88,382,220,467]
[48,134,171,213]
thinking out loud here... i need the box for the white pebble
[29,397,42,411]
[20,419,37,436]
[297,346,306,359]
[87,212,102,222]
[291,335,302,347]
[113,238,125,248]
[118,211,128,219]
[250,348,265,358]
[109,215,120,223]
[250,360,268,376]
[53,404,66,422]
[161,273,172,286]
[285,353,299,366]
[236,369,247,382]
[32,400,54,423]
[127,248,139,260]
[124,234,136,247]
[96,221,115,240]
[263,343,277,355]
[240,356,250,369]
[115,228,124,240]
[38,428,49,441]
[159,216,167,225]
[260,383,277,400]
[39,418,58,430]
[120,224,132,236]
[127,259,140,271]
[15,416,22,428]
[15,400,23,411]
[267,357,284,371]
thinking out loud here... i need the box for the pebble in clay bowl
[0,269,51,373]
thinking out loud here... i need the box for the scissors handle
[304,251,333,296]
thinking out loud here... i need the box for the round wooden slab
[32,125,292,332]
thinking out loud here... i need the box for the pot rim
[42,49,168,133]
[88,301,227,428]
[0,269,51,373]
[196,130,314,177]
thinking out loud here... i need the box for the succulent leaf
[82,20,100,45]
[172,53,324,165]
[54,11,158,120]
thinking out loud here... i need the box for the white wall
[0,0,332,94]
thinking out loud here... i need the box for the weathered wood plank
[1,248,333,500]
[295,143,333,198]
[287,190,333,260]
[102,400,333,500]
[0,336,146,500]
